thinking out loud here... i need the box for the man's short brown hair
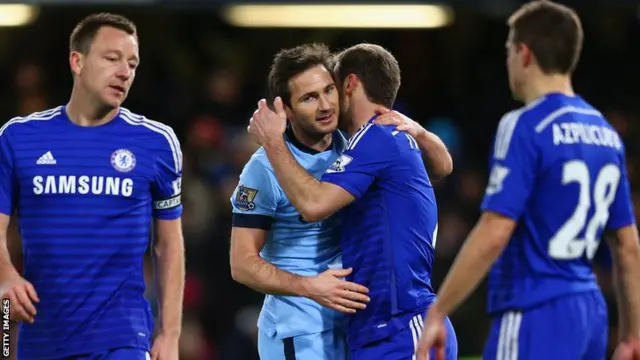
[267,43,334,107]
[334,43,400,109]
[508,1,583,75]
[70,13,137,54]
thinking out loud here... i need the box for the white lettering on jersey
[33,176,134,197]
[485,164,510,195]
[552,122,622,150]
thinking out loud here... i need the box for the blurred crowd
[2,5,640,359]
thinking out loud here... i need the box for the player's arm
[262,138,355,223]
[151,133,185,339]
[229,160,369,312]
[229,158,310,295]
[0,130,38,324]
[604,153,640,342]
[373,110,453,178]
[431,112,536,316]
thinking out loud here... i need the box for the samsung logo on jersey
[33,175,133,197]
[552,122,622,150]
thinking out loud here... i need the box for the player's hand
[150,332,179,360]
[248,97,287,146]
[613,339,640,360]
[0,275,39,323]
[305,267,370,314]
[416,307,447,360]
[373,107,425,140]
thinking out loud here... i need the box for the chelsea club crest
[111,149,136,172]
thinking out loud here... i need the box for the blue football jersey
[481,93,635,315]
[322,117,438,349]
[0,106,183,358]
[231,128,347,340]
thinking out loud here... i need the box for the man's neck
[66,87,118,127]
[346,101,380,136]
[522,74,574,105]
[290,124,333,152]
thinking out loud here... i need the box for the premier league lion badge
[111,149,136,173]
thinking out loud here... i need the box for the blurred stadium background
[2,0,640,358]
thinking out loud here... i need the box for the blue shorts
[483,291,608,360]
[350,313,457,360]
[258,327,348,360]
[69,348,149,360]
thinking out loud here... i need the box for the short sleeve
[321,124,390,199]
[0,126,16,216]
[152,128,183,220]
[230,156,280,230]
[481,111,537,220]
[606,151,635,231]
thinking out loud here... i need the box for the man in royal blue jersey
[0,13,184,359]
[418,2,640,360]
[232,43,454,360]
[247,43,458,360]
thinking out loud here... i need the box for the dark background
[2,0,639,358]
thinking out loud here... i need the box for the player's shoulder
[0,106,64,137]
[345,122,394,151]
[242,147,276,175]
[118,107,180,147]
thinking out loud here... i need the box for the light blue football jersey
[231,128,347,339]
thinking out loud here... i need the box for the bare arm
[0,214,20,281]
[432,211,516,315]
[263,137,355,222]
[607,225,640,341]
[415,129,453,179]
[230,227,310,296]
[153,218,185,338]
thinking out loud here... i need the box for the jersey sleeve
[151,129,183,220]
[0,127,16,216]
[481,111,538,220]
[606,151,635,231]
[321,124,391,199]
[230,156,280,231]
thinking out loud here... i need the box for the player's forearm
[433,214,511,315]
[612,244,640,340]
[415,129,453,179]
[232,253,310,297]
[263,137,323,217]
[153,236,185,337]
[0,237,19,281]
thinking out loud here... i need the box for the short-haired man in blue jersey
[0,13,184,359]
[418,2,640,360]
[246,43,458,360]
[232,43,454,360]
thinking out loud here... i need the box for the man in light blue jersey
[417,2,640,360]
[246,43,457,360]
[0,13,184,359]
[231,43,453,360]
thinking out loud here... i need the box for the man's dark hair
[508,1,583,75]
[268,43,334,107]
[70,13,137,54]
[334,43,400,109]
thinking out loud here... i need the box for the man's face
[286,64,339,137]
[72,26,139,108]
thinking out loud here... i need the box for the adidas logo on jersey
[36,151,56,165]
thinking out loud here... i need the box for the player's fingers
[328,301,356,314]
[14,287,37,317]
[373,113,398,125]
[327,267,352,277]
[273,96,285,115]
[334,295,367,310]
[8,292,32,323]
[337,289,369,303]
[341,280,369,295]
[257,98,267,109]
[373,105,391,114]
[25,282,39,303]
